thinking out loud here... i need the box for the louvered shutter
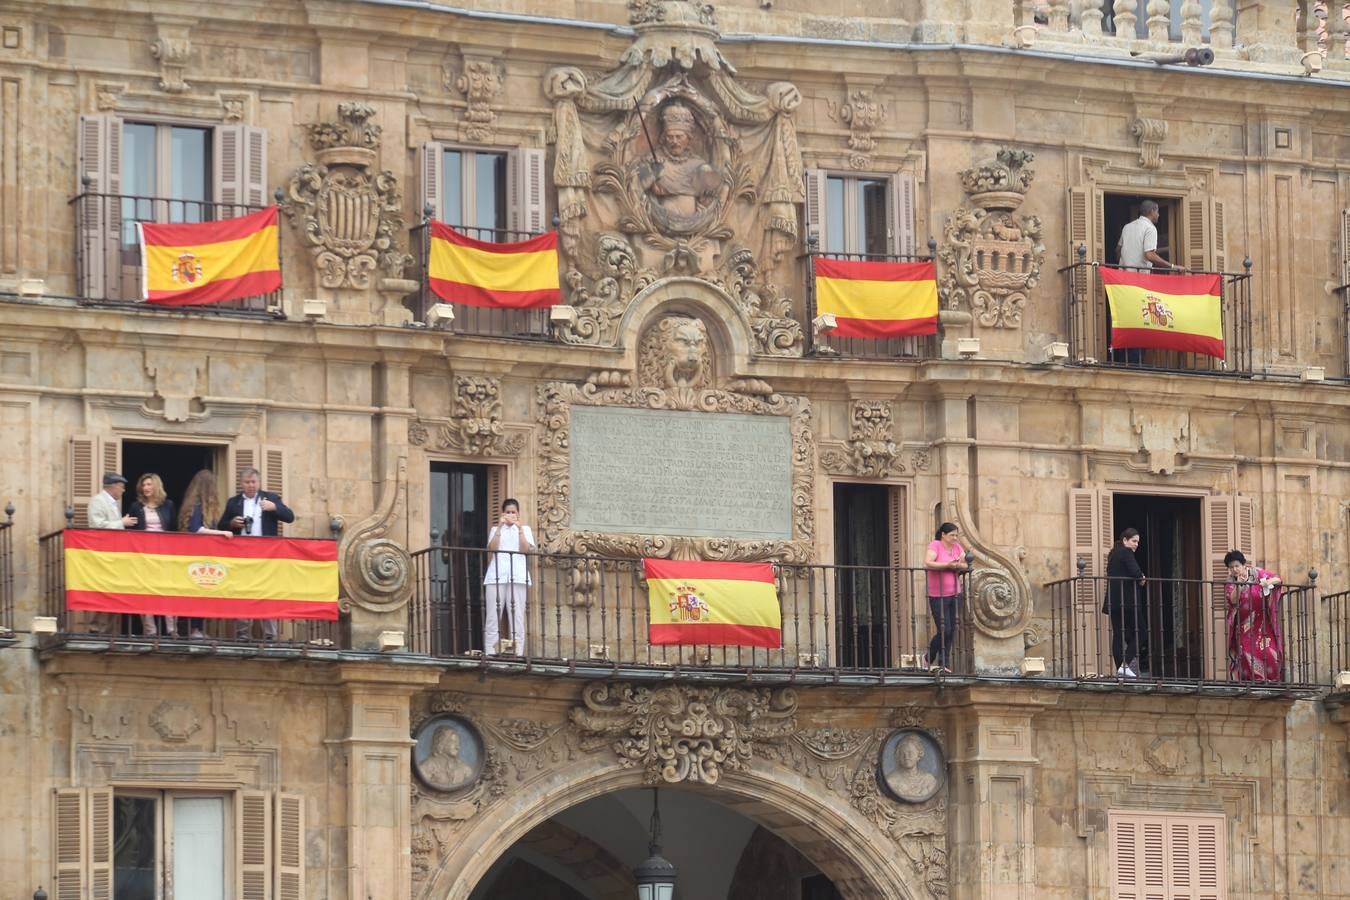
[1340,209,1350,288]
[1067,187,1101,359]
[1184,198,1210,272]
[101,439,120,488]
[215,125,269,215]
[275,793,305,900]
[421,142,445,222]
[89,788,113,900]
[1204,495,1234,681]
[1110,811,1227,900]
[232,445,258,493]
[1193,816,1224,900]
[238,790,272,900]
[886,485,912,664]
[804,169,827,250]
[890,171,918,257]
[68,436,98,528]
[1211,200,1226,274]
[486,465,506,527]
[77,114,123,300]
[264,445,286,536]
[1140,819,1167,898]
[507,147,547,234]
[1069,488,1109,676]
[53,789,85,900]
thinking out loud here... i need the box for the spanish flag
[813,258,939,338]
[1102,267,1224,359]
[644,559,781,648]
[64,529,339,621]
[428,221,560,309]
[138,207,282,306]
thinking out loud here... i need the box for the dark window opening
[834,482,892,668]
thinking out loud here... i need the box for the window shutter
[77,114,123,299]
[216,126,269,214]
[101,438,120,486]
[1204,495,1234,681]
[275,792,305,900]
[1185,197,1210,272]
[232,445,258,493]
[1069,488,1109,676]
[1233,495,1254,560]
[507,147,547,234]
[486,465,507,529]
[1194,816,1224,899]
[264,445,286,536]
[1139,819,1166,895]
[804,169,827,250]
[53,789,85,900]
[68,436,97,528]
[1110,810,1226,900]
[89,788,113,900]
[1067,187,1103,359]
[238,790,272,900]
[421,142,445,222]
[886,485,913,664]
[1110,815,1138,899]
[1341,209,1350,288]
[889,171,917,257]
[1211,200,1226,274]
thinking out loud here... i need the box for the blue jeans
[927,594,962,669]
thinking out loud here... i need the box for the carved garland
[535,378,816,562]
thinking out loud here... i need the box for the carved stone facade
[408,376,527,457]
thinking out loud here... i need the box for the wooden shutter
[1211,200,1226,274]
[886,485,912,662]
[804,169,827,250]
[486,464,507,526]
[1184,197,1210,272]
[1340,209,1350,288]
[275,792,305,900]
[238,790,272,900]
[68,436,98,528]
[1109,810,1226,900]
[1204,495,1233,681]
[53,789,85,900]
[264,445,286,536]
[890,171,918,257]
[1192,816,1224,900]
[216,125,269,213]
[89,788,113,900]
[77,114,122,299]
[1069,488,1110,676]
[421,141,444,222]
[232,445,257,493]
[1067,186,1103,359]
[507,147,547,234]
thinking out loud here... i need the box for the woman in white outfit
[483,498,534,655]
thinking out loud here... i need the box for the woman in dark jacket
[1101,527,1147,678]
[127,472,178,637]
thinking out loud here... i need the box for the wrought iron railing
[408,544,973,675]
[69,191,280,314]
[1060,258,1253,374]
[407,221,552,339]
[1043,570,1323,687]
[37,528,339,646]
[805,249,941,361]
[1326,589,1350,680]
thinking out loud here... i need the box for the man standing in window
[219,466,295,641]
[1112,199,1181,363]
[86,472,136,634]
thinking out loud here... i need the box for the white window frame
[114,789,234,900]
[804,168,917,258]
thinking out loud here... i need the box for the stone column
[946,688,1051,900]
[335,664,442,900]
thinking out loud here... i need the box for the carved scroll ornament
[409,376,527,457]
[570,681,798,785]
[820,400,902,478]
[943,486,1031,640]
[337,456,412,614]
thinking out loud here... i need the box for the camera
[242,516,254,532]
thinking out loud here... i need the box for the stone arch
[427,758,921,900]
[615,276,755,377]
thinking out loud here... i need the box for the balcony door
[833,483,906,669]
[429,462,503,655]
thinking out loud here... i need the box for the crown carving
[307,101,382,154]
[958,147,1036,211]
[629,0,718,28]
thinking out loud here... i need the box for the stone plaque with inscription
[569,406,792,539]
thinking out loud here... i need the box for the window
[420,143,548,238]
[114,792,229,899]
[804,169,917,257]
[122,122,212,235]
[1109,810,1226,899]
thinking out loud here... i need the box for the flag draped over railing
[643,558,781,648]
[1101,266,1224,359]
[428,221,561,309]
[812,258,939,338]
[138,206,282,306]
[64,530,339,621]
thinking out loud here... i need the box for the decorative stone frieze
[569,681,798,784]
[938,147,1045,331]
[820,400,902,478]
[826,88,887,169]
[452,57,504,143]
[148,700,201,743]
[409,376,526,457]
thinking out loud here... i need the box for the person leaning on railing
[923,522,968,674]
[1224,550,1283,683]
[1102,527,1147,679]
[85,471,137,635]
[177,468,234,639]
[127,472,178,638]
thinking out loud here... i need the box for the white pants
[484,583,527,655]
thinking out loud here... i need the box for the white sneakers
[1116,664,1138,678]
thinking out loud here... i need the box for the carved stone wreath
[569,681,798,785]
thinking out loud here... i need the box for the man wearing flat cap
[86,472,135,633]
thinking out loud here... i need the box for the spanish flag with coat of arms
[138,206,282,306]
[1101,266,1225,359]
[644,558,781,648]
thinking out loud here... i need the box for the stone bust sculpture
[419,725,475,790]
[637,102,722,233]
[884,732,940,803]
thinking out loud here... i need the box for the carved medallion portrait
[878,728,945,804]
[413,714,484,793]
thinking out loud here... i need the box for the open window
[804,169,917,257]
[420,143,547,238]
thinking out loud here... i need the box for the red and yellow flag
[428,221,560,309]
[64,529,338,621]
[813,258,939,338]
[138,206,282,306]
[644,559,781,648]
[1102,267,1224,359]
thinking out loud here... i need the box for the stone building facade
[0,0,1349,898]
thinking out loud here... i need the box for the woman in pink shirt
[924,522,968,672]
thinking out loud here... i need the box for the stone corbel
[449,52,505,143]
[943,486,1031,639]
[825,81,887,169]
[1129,116,1168,170]
[149,19,194,94]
